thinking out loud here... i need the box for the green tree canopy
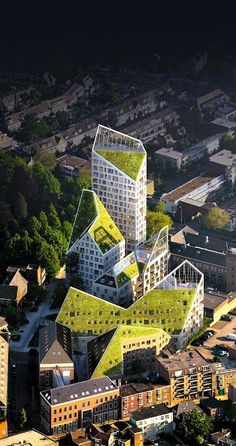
[32,162,60,199]
[203,207,230,230]
[48,204,61,230]
[11,192,28,221]
[180,409,213,445]
[146,210,173,238]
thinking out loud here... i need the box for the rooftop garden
[69,190,97,246]
[116,261,139,287]
[91,325,169,379]
[96,149,145,181]
[89,196,124,253]
[56,286,196,337]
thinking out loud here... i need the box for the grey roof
[176,401,203,418]
[39,322,72,365]
[0,285,17,301]
[131,404,172,421]
[204,292,229,310]
[184,232,236,253]
[170,242,226,267]
[41,376,118,405]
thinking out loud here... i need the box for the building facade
[92,125,147,252]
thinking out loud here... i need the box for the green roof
[117,261,139,287]
[69,190,124,253]
[90,325,170,379]
[96,149,145,181]
[57,286,196,336]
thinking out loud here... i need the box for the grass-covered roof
[96,149,145,181]
[117,261,139,287]
[69,190,124,253]
[57,286,196,336]
[90,325,170,379]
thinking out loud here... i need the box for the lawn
[96,149,145,181]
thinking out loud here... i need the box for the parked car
[226,333,236,340]
[221,315,232,321]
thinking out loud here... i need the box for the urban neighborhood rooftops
[157,349,210,374]
[131,403,172,420]
[162,174,218,202]
[69,189,124,253]
[209,149,236,167]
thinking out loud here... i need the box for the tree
[35,151,57,170]
[203,207,230,230]
[5,306,18,326]
[12,192,28,221]
[146,210,173,238]
[62,220,72,241]
[18,407,27,428]
[32,162,60,199]
[155,200,167,213]
[77,170,91,190]
[180,409,213,445]
[34,238,60,275]
[51,283,67,309]
[48,204,61,230]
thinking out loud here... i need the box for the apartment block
[92,226,169,307]
[92,125,147,252]
[40,376,119,434]
[155,349,213,407]
[68,189,125,291]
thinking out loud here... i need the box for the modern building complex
[40,376,119,434]
[92,226,169,307]
[39,322,74,388]
[92,125,147,252]
[68,189,125,290]
[57,260,204,351]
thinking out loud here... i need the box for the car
[192,340,202,346]
[221,315,232,321]
[226,333,236,340]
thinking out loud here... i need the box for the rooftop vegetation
[70,190,123,253]
[57,286,196,336]
[116,261,139,287]
[96,149,145,181]
[69,190,97,245]
[91,325,170,379]
[89,196,124,253]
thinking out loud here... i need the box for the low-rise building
[197,89,230,116]
[40,376,120,434]
[215,105,236,121]
[0,269,28,306]
[39,322,74,388]
[204,291,236,323]
[155,349,213,407]
[209,150,236,184]
[57,155,91,177]
[89,421,143,446]
[0,132,17,151]
[130,404,174,441]
[200,397,230,420]
[161,173,225,215]
[0,429,58,446]
[155,147,183,170]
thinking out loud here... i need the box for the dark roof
[120,383,154,397]
[131,404,172,421]
[204,292,230,310]
[170,242,226,267]
[200,397,230,409]
[41,376,118,405]
[0,284,17,301]
[39,322,73,364]
[176,401,203,418]
[184,232,236,253]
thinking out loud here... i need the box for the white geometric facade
[92,125,147,252]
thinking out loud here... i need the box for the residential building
[175,400,204,419]
[169,226,236,290]
[39,322,74,388]
[211,429,234,446]
[155,147,183,170]
[40,376,119,434]
[200,397,230,420]
[62,428,92,446]
[87,326,170,380]
[0,429,58,446]
[209,150,236,184]
[204,291,236,324]
[161,173,225,215]
[92,125,147,252]
[0,269,28,306]
[212,118,236,131]
[120,383,171,420]
[2,87,38,112]
[57,155,91,178]
[155,349,213,407]
[67,189,125,291]
[212,363,236,400]
[122,108,180,143]
[0,321,9,439]
[89,421,143,446]
[6,264,46,287]
[0,132,17,151]
[215,105,236,121]
[57,260,204,351]
[93,226,169,307]
[130,404,174,441]
[26,134,67,155]
[197,89,230,116]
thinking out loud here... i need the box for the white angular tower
[92,125,147,252]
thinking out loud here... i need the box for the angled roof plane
[68,189,124,253]
[93,125,146,181]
